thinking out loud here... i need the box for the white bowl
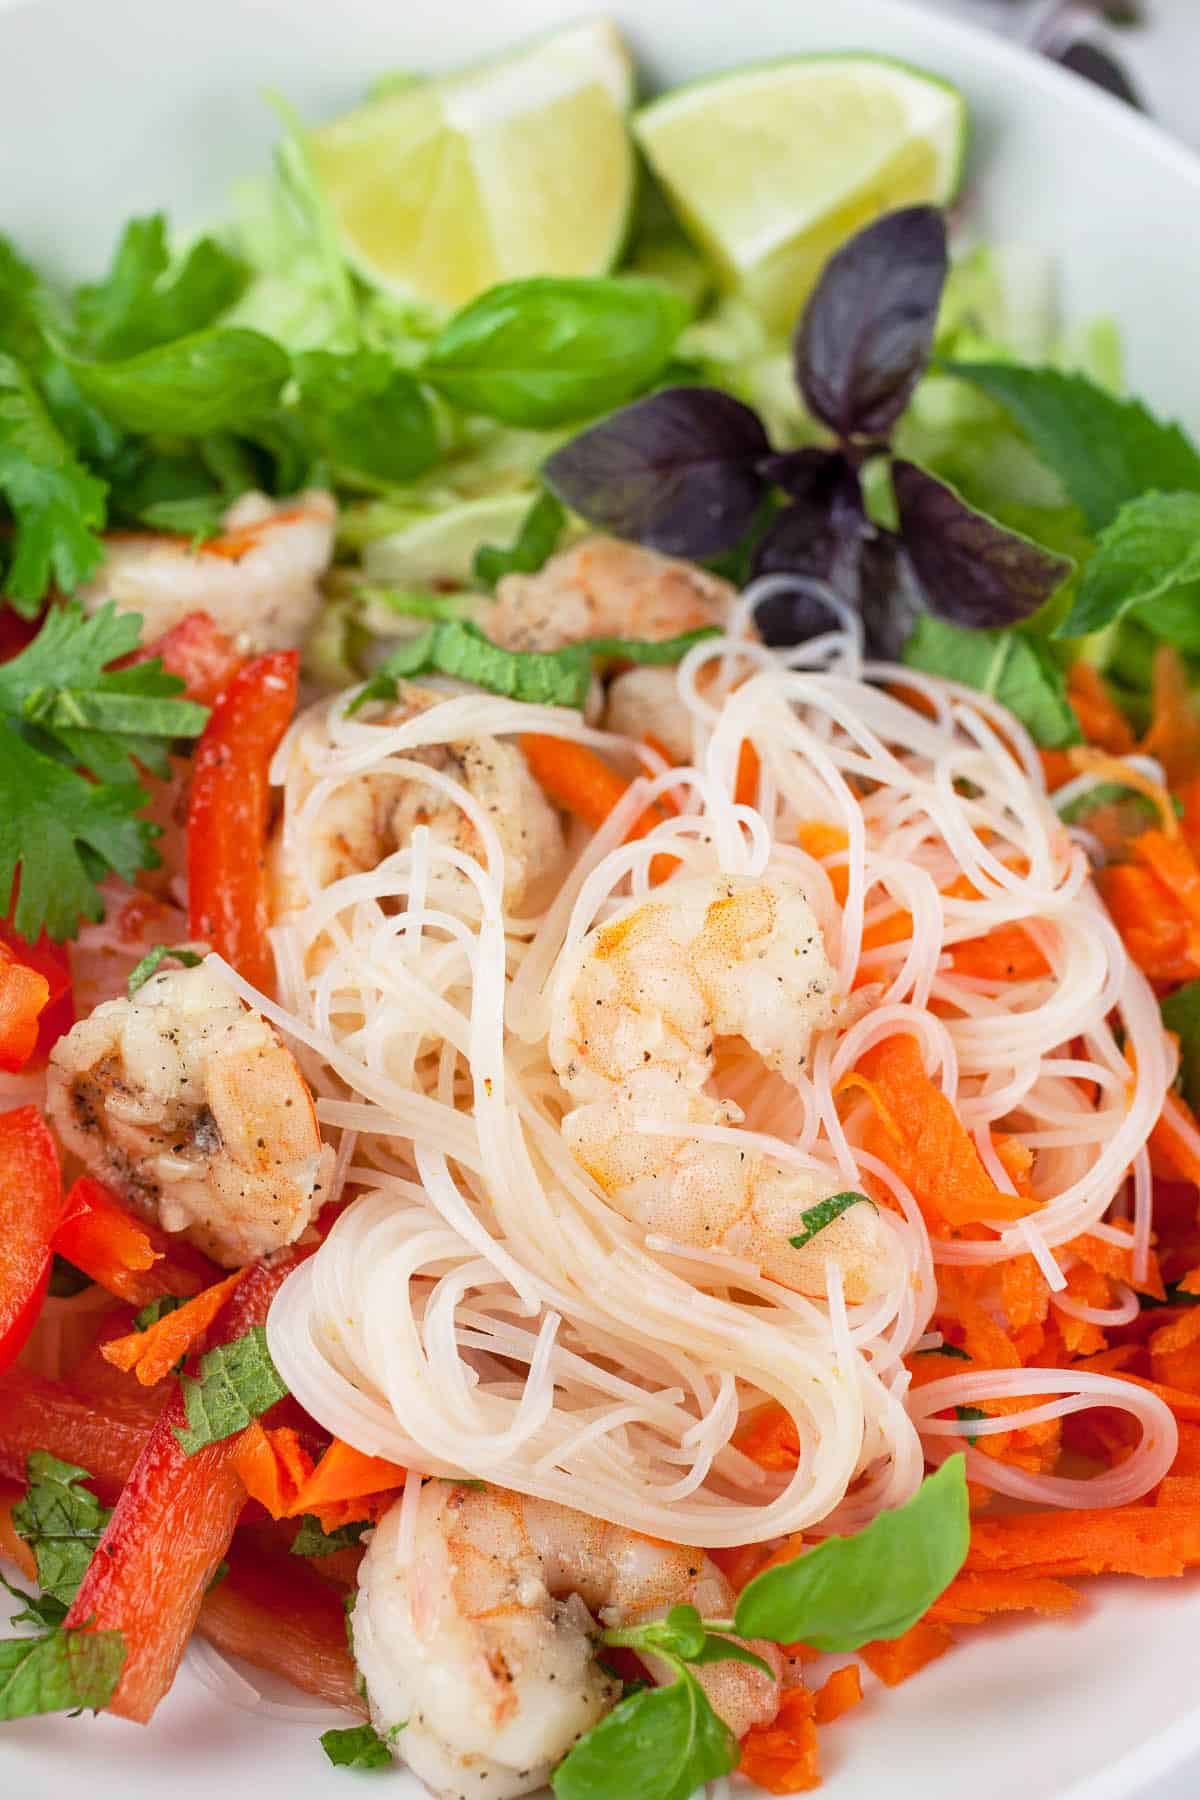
[3,2,1200,1798]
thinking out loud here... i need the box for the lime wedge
[634,55,968,329]
[311,21,636,311]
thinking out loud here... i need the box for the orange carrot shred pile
[100,1268,245,1385]
[859,1620,954,1687]
[231,1421,315,1519]
[285,1437,408,1521]
[739,1687,821,1795]
[813,1664,863,1725]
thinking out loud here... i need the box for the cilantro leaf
[174,1325,289,1455]
[353,620,717,715]
[474,490,566,588]
[0,1625,125,1720]
[319,1723,396,1770]
[0,236,50,366]
[291,1514,372,1557]
[789,1190,877,1250]
[12,1451,111,1609]
[902,613,1082,749]
[1162,981,1200,1113]
[732,1457,969,1651]
[74,215,247,359]
[127,944,203,997]
[551,1666,737,1800]
[942,362,1200,533]
[0,352,107,612]
[1058,491,1200,638]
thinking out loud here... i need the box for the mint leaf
[291,1514,371,1558]
[902,613,1081,748]
[1058,491,1200,638]
[0,1572,67,1631]
[74,215,247,359]
[955,1405,988,1446]
[319,1723,395,1770]
[733,1457,969,1651]
[552,1666,737,1800]
[0,352,107,612]
[127,944,203,997]
[12,1452,111,1609]
[789,1190,877,1250]
[1162,981,1200,1113]
[913,1343,971,1361]
[942,362,1200,532]
[353,619,716,714]
[474,490,566,588]
[0,1626,125,1719]
[174,1325,289,1454]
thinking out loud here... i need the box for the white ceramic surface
[3,1,1200,1797]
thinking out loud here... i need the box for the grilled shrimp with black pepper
[352,1480,781,1800]
[46,962,332,1267]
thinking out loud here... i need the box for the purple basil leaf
[542,386,770,558]
[759,446,850,499]
[892,460,1073,629]
[860,537,917,661]
[1054,40,1143,109]
[796,207,949,441]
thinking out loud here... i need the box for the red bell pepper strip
[0,918,74,1062]
[0,1368,152,1499]
[0,1106,63,1373]
[0,952,50,1071]
[197,1539,365,1712]
[129,611,246,708]
[52,1176,220,1307]
[64,1252,301,1722]
[187,649,298,993]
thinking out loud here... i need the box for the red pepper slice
[0,918,74,1062]
[64,1252,302,1722]
[187,650,298,993]
[0,1367,154,1500]
[53,1176,220,1307]
[0,1107,62,1373]
[130,611,246,708]
[0,952,50,1071]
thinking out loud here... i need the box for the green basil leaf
[687,1634,774,1677]
[732,1456,970,1651]
[174,1325,289,1455]
[941,362,1200,533]
[60,328,290,436]
[319,1722,395,1770]
[12,1452,111,1610]
[0,1625,125,1720]
[1058,491,1200,639]
[474,489,566,588]
[292,349,437,487]
[1163,980,1200,1113]
[789,1191,876,1250]
[551,1667,737,1800]
[424,277,689,427]
[901,613,1082,749]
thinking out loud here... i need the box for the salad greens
[319,1723,396,1771]
[553,1459,969,1800]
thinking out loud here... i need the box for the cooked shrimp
[271,681,565,920]
[75,490,336,651]
[46,962,333,1268]
[548,874,888,1298]
[604,664,695,763]
[488,535,734,653]
[352,1481,780,1800]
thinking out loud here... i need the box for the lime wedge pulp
[311,20,636,311]
[634,54,969,329]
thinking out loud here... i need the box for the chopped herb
[173,1325,289,1455]
[319,1722,396,1770]
[291,1515,371,1557]
[47,1257,92,1299]
[206,1560,230,1593]
[1163,981,1200,1113]
[132,1293,185,1333]
[955,1405,989,1446]
[126,943,203,996]
[789,1190,876,1250]
[0,1571,67,1631]
[474,489,567,588]
[12,1451,111,1609]
[913,1342,972,1361]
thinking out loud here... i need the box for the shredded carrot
[1001,1254,1051,1332]
[813,1664,863,1724]
[1067,663,1135,754]
[1069,1225,1166,1301]
[307,1492,398,1535]
[1135,830,1200,931]
[230,1421,316,1520]
[735,741,761,808]
[734,1402,800,1472]
[860,1620,954,1686]
[1156,1475,1200,1507]
[739,1687,820,1795]
[1070,748,1178,834]
[966,1504,1200,1579]
[1098,862,1200,985]
[1152,1091,1200,1191]
[99,1268,245,1385]
[1141,646,1200,789]
[1150,1307,1200,1391]
[856,1037,1039,1228]
[521,734,676,881]
[797,821,850,903]
[1170,1422,1200,1476]
[947,923,1050,982]
[927,1570,1079,1626]
[287,1436,408,1516]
